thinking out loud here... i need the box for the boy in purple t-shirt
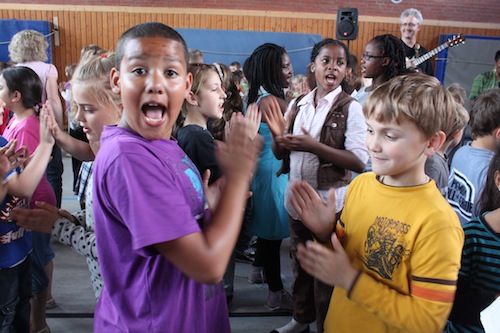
[92,22,261,332]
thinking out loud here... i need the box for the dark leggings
[254,238,283,292]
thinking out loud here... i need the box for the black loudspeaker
[336,8,359,40]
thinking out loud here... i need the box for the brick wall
[1,0,497,24]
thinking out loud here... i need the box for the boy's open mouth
[142,103,166,123]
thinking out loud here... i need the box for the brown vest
[278,91,354,190]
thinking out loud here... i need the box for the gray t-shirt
[447,143,494,225]
[425,153,449,196]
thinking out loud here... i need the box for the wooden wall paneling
[1,9,499,76]
[242,15,248,30]
[69,10,76,64]
[263,15,270,31]
[110,11,117,51]
[327,20,336,39]
[89,12,98,45]
[100,10,108,52]
[241,14,248,31]
[84,11,92,48]
[201,14,208,29]
[285,16,291,33]
[213,14,219,29]
[115,12,122,42]
[281,17,287,33]
[62,11,70,67]
[74,12,83,63]
[219,14,226,30]
[140,13,147,26]
[127,13,136,29]
[226,13,235,30]
[153,13,159,22]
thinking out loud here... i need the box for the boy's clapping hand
[296,233,359,290]
[218,112,262,183]
[291,181,337,242]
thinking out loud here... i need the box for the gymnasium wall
[0,2,499,77]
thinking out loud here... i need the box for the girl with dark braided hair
[354,34,408,105]
[243,42,295,312]
[354,34,408,173]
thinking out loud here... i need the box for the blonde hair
[186,63,218,98]
[442,103,470,142]
[70,52,121,118]
[8,29,48,63]
[364,74,456,138]
[80,44,106,62]
[174,64,218,136]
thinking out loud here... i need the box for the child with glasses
[354,34,407,106]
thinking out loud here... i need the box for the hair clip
[213,63,224,82]
[34,102,43,113]
[101,53,107,58]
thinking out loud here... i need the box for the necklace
[379,175,430,187]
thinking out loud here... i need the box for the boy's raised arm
[154,113,262,284]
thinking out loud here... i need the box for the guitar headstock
[447,34,466,48]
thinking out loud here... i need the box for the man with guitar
[400,8,434,75]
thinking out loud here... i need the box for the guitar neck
[413,43,449,66]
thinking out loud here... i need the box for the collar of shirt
[297,86,343,110]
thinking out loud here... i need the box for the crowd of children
[0,16,499,333]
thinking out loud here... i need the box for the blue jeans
[31,232,51,295]
[0,256,31,333]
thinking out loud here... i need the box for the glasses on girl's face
[361,53,386,61]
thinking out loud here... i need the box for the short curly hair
[8,29,48,63]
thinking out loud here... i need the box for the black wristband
[347,270,363,299]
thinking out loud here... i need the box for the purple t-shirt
[93,126,230,333]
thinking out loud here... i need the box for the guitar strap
[414,43,421,58]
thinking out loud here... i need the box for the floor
[45,155,318,332]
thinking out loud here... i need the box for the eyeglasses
[361,53,386,61]
[401,22,418,28]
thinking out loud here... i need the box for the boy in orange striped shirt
[290,74,464,333]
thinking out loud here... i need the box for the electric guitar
[406,34,466,70]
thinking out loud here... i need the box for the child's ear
[11,91,21,103]
[185,72,193,94]
[310,62,316,73]
[493,127,500,140]
[381,57,390,67]
[110,68,121,94]
[185,91,198,106]
[494,170,500,191]
[424,130,446,156]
